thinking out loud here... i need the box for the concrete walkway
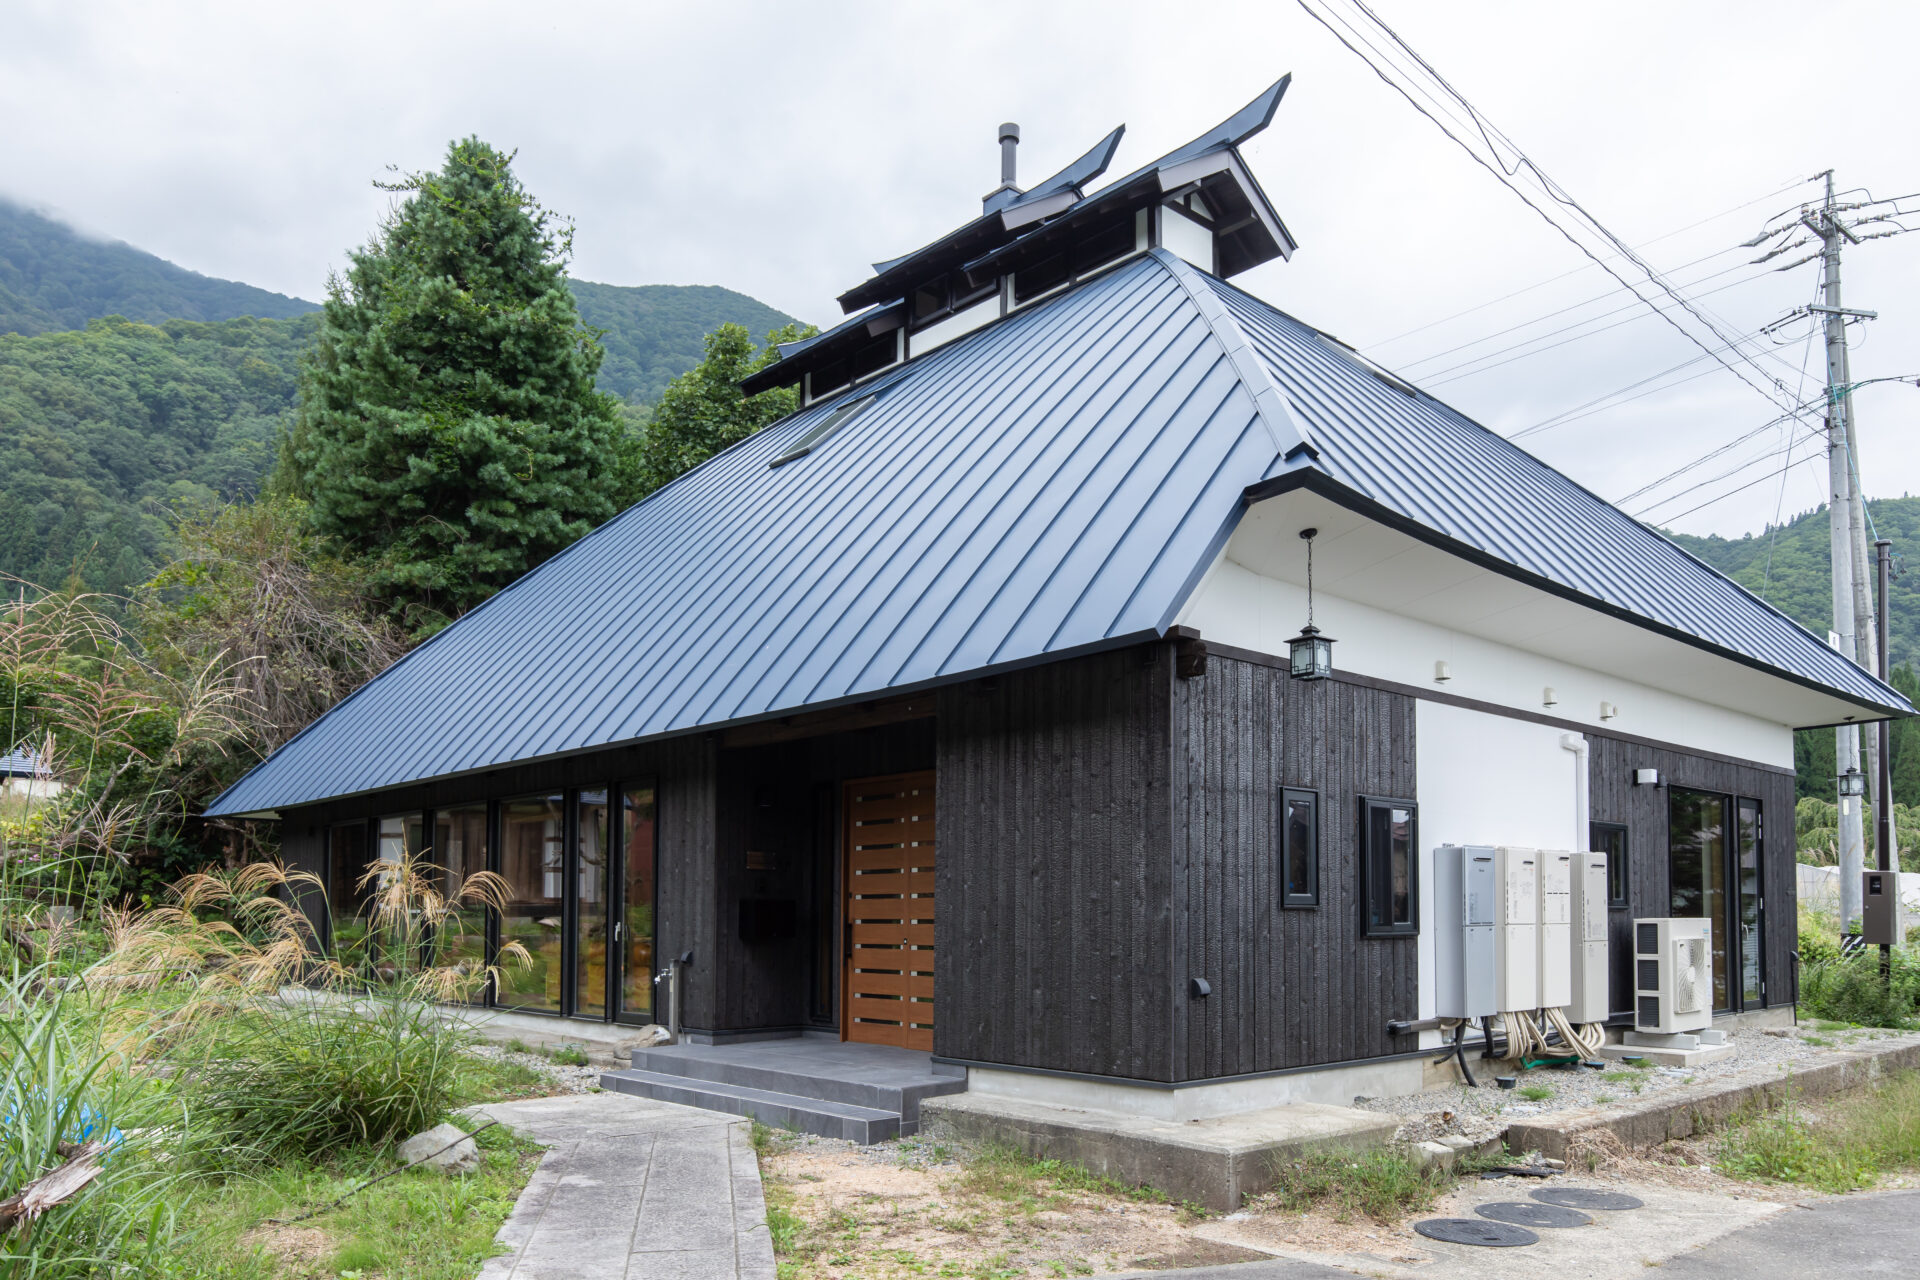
[467,1092,774,1280]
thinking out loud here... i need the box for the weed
[971,1252,1021,1280]
[1517,1084,1553,1102]
[1621,1057,1655,1071]
[546,1043,589,1067]
[1804,1035,1833,1047]
[504,1037,531,1055]
[749,1119,779,1159]
[764,1189,805,1256]
[1717,1071,1920,1192]
[1268,1146,1451,1224]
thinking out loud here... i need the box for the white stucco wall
[1180,557,1796,769]
[1413,701,1585,1043]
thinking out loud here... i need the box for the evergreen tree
[621,321,814,504]
[289,138,622,625]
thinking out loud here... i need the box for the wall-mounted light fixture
[1599,701,1618,721]
[1634,768,1661,788]
[1542,686,1557,707]
[1839,767,1867,797]
[1434,660,1451,683]
[1287,528,1335,681]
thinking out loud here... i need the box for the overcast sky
[5,0,1917,540]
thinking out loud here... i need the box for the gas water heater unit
[1536,850,1573,1010]
[1567,851,1610,1024]
[1433,845,1497,1019]
[1493,847,1539,1013]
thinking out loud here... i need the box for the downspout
[1560,733,1589,855]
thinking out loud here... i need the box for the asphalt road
[1646,1188,1920,1277]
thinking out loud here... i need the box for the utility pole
[1807,170,1868,936]
[1876,538,1895,977]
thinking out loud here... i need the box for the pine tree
[290,138,622,625]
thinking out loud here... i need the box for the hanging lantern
[1838,767,1867,798]
[1288,527,1335,681]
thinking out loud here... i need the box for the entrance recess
[843,772,936,1050]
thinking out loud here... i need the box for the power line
[1298,0,1806,416]
[1360,177,1813,352]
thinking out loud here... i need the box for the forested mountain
[0,314,317,594]
[1663,497,1920,671]
[0,199,319,334]
[570,280,795,404]
[0,200,800,597]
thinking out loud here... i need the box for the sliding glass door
[1736,799,1764,1007]
[618,786,657,1024]
[500,794,565,1013]
[1669,787,1764,1012]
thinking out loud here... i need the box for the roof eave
[1244,468,1916,726]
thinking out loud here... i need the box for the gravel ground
[1358,1023,1920,1143]
[468,1042,602,1094]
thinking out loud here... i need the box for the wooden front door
[842,771,936,1050]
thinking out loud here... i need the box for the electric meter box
[1863,869,1905,945]
[1537,850,1574,1009]
[1433,845,1497,1019]
[1493,846,1539,1013]
[1567,851,1610,1023]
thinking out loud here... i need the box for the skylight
[770,395,876,468]
[1313,333,1421,399]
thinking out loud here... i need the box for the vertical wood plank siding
[1586,735,1797,1012]
[936,647,1175,1081]
[1171,656,1419,1081]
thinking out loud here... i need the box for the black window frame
[909,270,997,329]
[1590,820,1630,909]
[1358,795,1419,938]
[1280,787,1320,908]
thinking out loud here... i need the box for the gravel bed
[1357,1024,1919,1143]
[468,1042,602,1095]
[762,1127,964,1171]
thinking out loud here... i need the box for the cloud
[3,0,1915,537]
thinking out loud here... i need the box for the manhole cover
[1476,1201,1593,1229]
[1414,1218,1540,1247]
[1532,1186,1645,1211]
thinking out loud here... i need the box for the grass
[1717,1070,1920,1193]
[1516,1084,1553,1102]
[1266,1146,1459,1225]
[957,1143,1195,1216]
[165,1123,543,1278]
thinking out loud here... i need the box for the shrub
[1799,949,1920,1028]
[190,994,472,1158]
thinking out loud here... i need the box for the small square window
[1591,821,1629,909]
[1360,796,1418,937]
[1281,788,1318,907]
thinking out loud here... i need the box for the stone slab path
[467,1092,773,1280]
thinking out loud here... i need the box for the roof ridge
[1148,249,1316,463]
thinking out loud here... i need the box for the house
[205,77,1911,1135]
[1,746,60,799]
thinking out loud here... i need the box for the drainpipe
[1561,733,1589,853]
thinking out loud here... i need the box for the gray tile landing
[468,1092,773,1280]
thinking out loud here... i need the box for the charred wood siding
[711,720,935,1035]
[278,735,720,1026]
[1171,656,1418,1081]
[1586,735,1796,1012]
[936,648,1175,1081]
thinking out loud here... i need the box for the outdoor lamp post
[1288,527,1335,681]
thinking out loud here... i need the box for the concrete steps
[600,1067,905,1143]
[599,1040,969,1144]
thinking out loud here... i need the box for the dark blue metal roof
[206,248,1911,816]
[1,747,45,779]
[207,252,1277,814]
[1202,270,1907,716]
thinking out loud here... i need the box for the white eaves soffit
[1175,488,1879,764]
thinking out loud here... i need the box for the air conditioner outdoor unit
[1633,917,1712,1034]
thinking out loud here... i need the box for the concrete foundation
[962,1055,1427,1121]
[1507,1032,1920,1160]
[1596,1040,1736,1068]
[921,1093,1397,1212]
